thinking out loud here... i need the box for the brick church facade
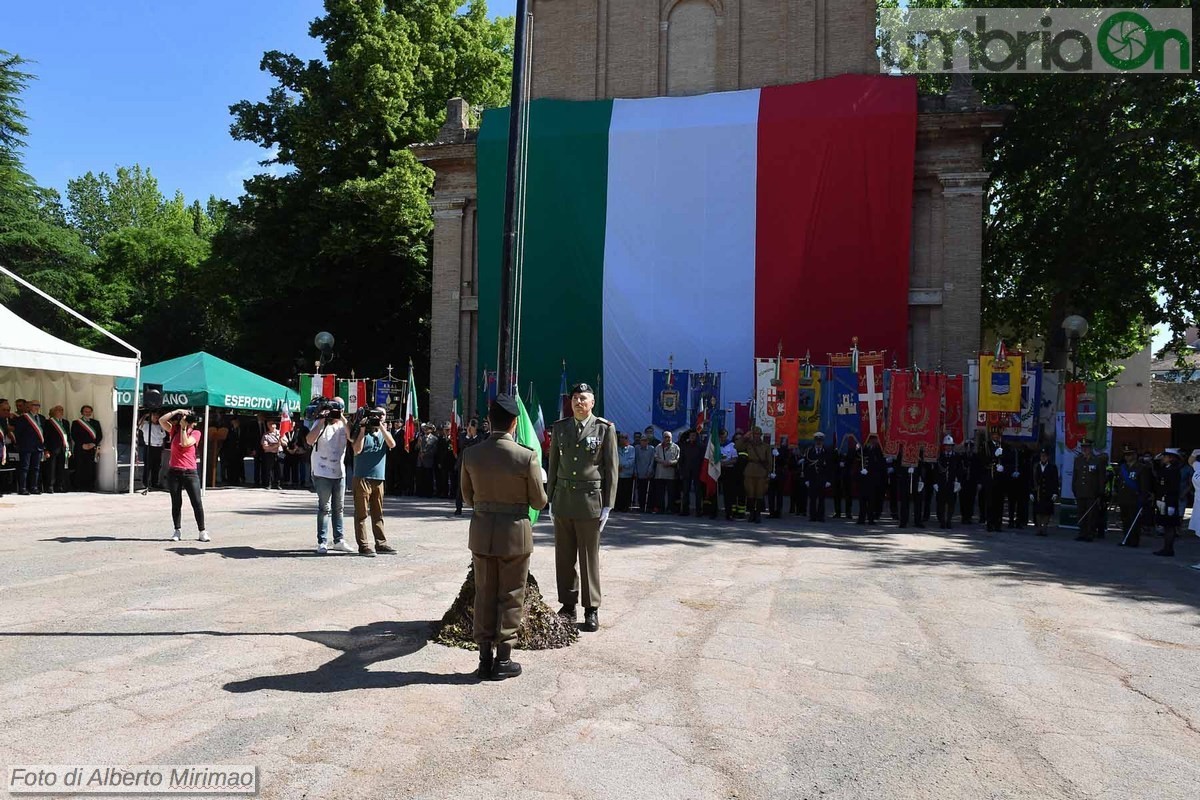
[414,0,1004,421]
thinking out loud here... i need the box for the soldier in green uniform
[459,395,548,681]
[547,383,618,633]
[1072,438,1107,542]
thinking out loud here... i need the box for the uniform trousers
[352,477,388,551]
[808,481,827,521]
[720,472,738,519]
[790,471,807,515]
[986,479,1007,530]
[959,481,978,523]
[472,552,530,646]
[615,476,633,511]
[554,516,602,608]
[936,486,956,528]
[1076,495,1101,540]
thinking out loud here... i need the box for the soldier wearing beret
[547,383,618,633]
[460,395,548,680]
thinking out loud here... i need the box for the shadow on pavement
[167,546,327,559]
[222,620,477,692]
[40,536,169,543]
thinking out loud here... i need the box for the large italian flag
[479,75,917,434]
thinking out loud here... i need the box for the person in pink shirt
[159,409,208,542]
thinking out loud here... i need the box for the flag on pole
[404,361,419,451]
[701,411,722,496]
[528,382,548,454]
[450,363,462,456]
[299,373,337,401]
[513,394,542,525]
[559,361,570,419]
[339,379,367,413]
[279,398,293,436]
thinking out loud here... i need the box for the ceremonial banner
[733,402,751,435]
[477,75,917,437]
[829,366,862,449]
[373,378,397,410]
[884,371,944,466]
[483,370,499,408]
[689,372,722,428]
[1064,380,1108,450]
[299,374,337,402]
[978,352,1024,413]
[1039,369,1061,436]
[795,362,824,444]
[966,360,980,443]
[1001,364,1042,441]
[652,369,690,431]
[338,379,367,413]
[943,374,965,445]
[755,358,798,441]
[829,348,886,438]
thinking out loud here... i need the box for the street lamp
[1062,315,1089,379]
[314,331,335,371]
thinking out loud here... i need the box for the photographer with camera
[305,397,354,554]
[159,409,208,542]
[350,406,397,556]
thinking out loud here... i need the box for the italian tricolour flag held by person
[527,382,548,455]
[279,399,293,436]
[701,415,721,497]
[513,394,542,525]
[404,361,419,451]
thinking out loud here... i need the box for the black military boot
[1154,529,1177,557]
[557,604,577,621]
[490,643,522,681]
[582,607,599,632]
[476,641,494,680]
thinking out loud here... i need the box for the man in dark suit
[460,395,548,681]
[14,399,46,495]
[1031,446,1060,537]
[804,432,833,521]
[933,436,962,529]
[856,433,886,525]
[983,430,1015,532]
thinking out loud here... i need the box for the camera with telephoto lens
[351,407,385,437]
[307,397,342,420]
[182,411,200,425]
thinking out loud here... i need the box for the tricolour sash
[22,413,44,445]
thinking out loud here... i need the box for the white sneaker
[171,530,182,542]
[332,539,355,553]
[198,531,210,542]
[317,542,328,554]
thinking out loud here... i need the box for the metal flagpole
[202,405,210,496]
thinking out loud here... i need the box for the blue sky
[7,0,517,205]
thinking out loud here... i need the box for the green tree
[218,0,513,385]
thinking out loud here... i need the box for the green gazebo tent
[116,352,300,492]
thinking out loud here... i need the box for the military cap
[814,431,826,440]
[1041,445,1053,455]
[1080,438,1094,447]
[569,382,594,397]
[491,393,520,417]
[942,434,955,446]
[1122,443,1136,454]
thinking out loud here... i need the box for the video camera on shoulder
[351,406,386,436]
[306,396,344,421]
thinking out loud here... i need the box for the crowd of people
[0,397,104,496]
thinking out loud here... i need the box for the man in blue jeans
[305,397,354,554]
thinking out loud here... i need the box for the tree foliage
[218,0,513,389]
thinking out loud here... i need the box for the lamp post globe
[1061,315,1089,340]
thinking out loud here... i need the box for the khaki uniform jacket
[1072,453,1107,499]
[460,432,548,556]
[742,441,772,480]
[546,414,619,519]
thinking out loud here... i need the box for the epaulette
[595,417,612,426]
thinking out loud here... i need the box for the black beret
[491,394,520,417]
[569,383,594,396]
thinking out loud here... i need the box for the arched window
[667,0,717,96]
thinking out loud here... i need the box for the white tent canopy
[0,304,138,378]
[0,302,140,492]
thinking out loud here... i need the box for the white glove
[908,467,915,474]
[769,472,776,480]
[1168,507,1176,516]
[918,482,925,492]
[825,482,831,489]
[599,507,611,533]
[954,481,961,493]
[861,469,868,476]
[996,465,1004,473]
[771,448,779,457]
[994,447,1003,458]
[805,480,811,487]
[1051,495,1057,502]
[1013,471,1020,479]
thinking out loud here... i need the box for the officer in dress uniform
[959,441,980,524]
[1031,446,1059,537]
[547,383,618,633]
[856,433,886,525]
[933,436,962,529]
[834,434,859,519]
[14,400,45,495]
[983,429,1014,533]
[897,452,929,529]
[1115,444,1150,548]
[741,426,772,523]
[70,405,104,491]
[1153,448,1184,558]
[459,395,548,681]
[804,432,833,521]
[1072,438,1107,542]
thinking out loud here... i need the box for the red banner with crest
[884,371,944,467]
[942,375,964,446]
